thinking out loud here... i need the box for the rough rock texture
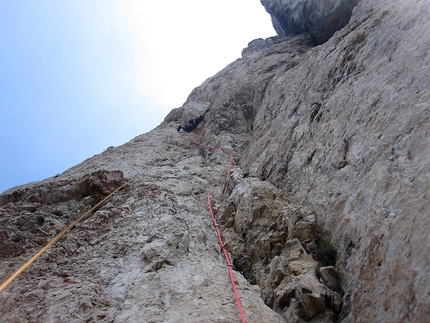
[238,1,430,321]
[217,174,335,320]
[1,0,430,322]
[0,131,285,323]
[261,0,360,44]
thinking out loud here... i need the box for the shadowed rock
[261,0,360,44]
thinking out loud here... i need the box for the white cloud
[119,0,275,111]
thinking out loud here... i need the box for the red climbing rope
[189,130,233,183]
[207,191,246,323]
[189,129,245,323]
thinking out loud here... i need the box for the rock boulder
[261,0,360,44]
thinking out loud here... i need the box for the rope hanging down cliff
[0,152,171,293]
[189,129,246,323]
[2,114,245,322]
[207,191,246,323]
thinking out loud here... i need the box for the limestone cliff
[1,0,429,322]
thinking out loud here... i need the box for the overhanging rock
[261,0,360,44]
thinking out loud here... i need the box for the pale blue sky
[0,0,274,193]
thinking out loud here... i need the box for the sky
[0,0,275,193]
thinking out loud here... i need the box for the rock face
[261,0,360,44]
[1,0,429,322]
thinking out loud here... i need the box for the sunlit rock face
[1,0,429,322]
[261,0,360,44]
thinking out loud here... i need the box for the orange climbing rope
[0,153,170,293]
[189,129,246,323]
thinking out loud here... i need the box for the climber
[177,109,210,133]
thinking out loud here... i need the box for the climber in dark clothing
[177,109,209,133]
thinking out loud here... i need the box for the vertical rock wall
[1,0,429,322]
[240,0,430,321]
